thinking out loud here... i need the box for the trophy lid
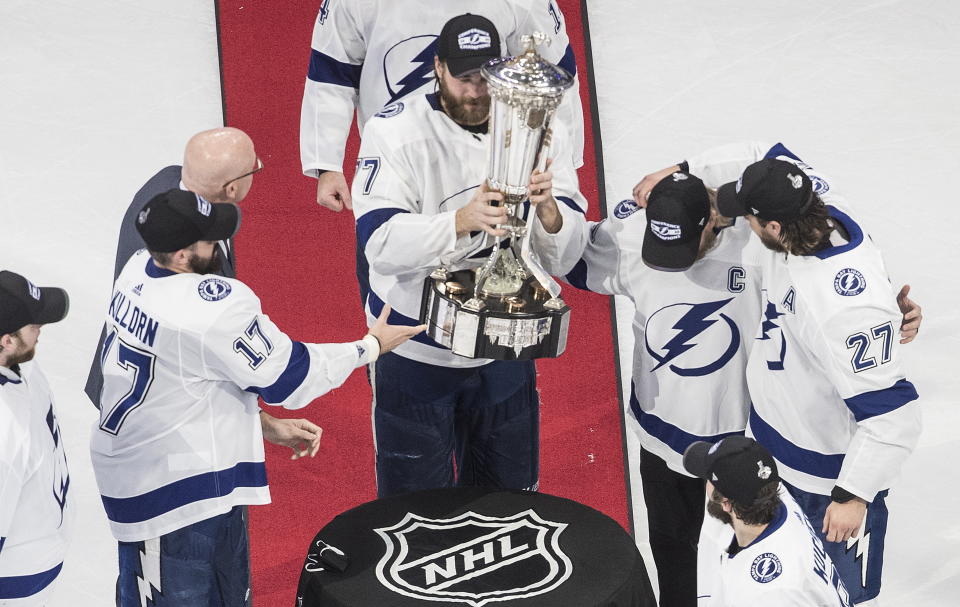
[481,32,574,99]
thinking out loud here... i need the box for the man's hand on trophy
[367,305,427,355]
[455,182,508,237]
[632,164,682,208]
[529,159,562,234]
[316,170,353,212]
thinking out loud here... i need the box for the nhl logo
[375,510,572,606]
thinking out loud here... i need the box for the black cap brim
[36,287,69,325]
[641,231,700,272]
[716,181,747,217]
[447,55,495,77]
[204,203,241,242]
[682,441,714,480]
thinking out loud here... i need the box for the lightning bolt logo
[846,523,871,589]
[645,299,740,377]
[137,538,162,606]
[384,37,439,104]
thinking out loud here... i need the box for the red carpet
[216,1,627,603]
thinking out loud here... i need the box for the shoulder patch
[750,553,783,583]
[374,102,405,118]
[833,268,866,296]
[198,278,233,302]
[613,198,639,219]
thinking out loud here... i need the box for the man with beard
[0,272,72,606]
[93,189,425,606]
[683,436,852,606]
[351,14,588,496]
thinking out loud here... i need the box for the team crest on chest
[751,553,783,583]
[198,278,232,301]
[613,199,639,219]
[833,268,866,296]
[375,510,572,606]
[644,299,741,377]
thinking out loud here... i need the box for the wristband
[361,334,381,363]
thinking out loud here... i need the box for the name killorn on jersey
[108,290,160,347]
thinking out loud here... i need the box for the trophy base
[419,269,570,361]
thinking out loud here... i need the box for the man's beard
[438,78,490,125]
[188,246,223,275]
[7,346,35,366]
[707,492,733,526]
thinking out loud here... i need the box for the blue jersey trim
[631,388,744,455]
[426,92,442,111]
[100,461,267,524]
[145,258,176,278]
[727,502,788,559]
[0,374,22,386]
[763,142,801,162]
[558,44,577,77]
[307,49,362,88]
[565,258,590,291]
[844,379,918,422]
[810,206,864,259]
[367,291,444,349]
[556,195,584,214]
[245,341,311,404]
[749,406,845,480]
[0,536,4,553]
[356,208,410,253]
[0,562,63,599]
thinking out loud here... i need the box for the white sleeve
[201,284,373,410]
[812,298,921,500]
[561,213,640,296]
[507,0,584,168]
[685,141,775,188]
[0,435,26,543]
[529,122,588,275]
[299,0,366,176]
[352,119,461,276]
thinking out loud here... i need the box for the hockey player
[693,142,921,605]
[92,189,424,606]
[683,436,853,606]
[567,172,763,606]
[0,271,72,605]
[352,14,588,497]
[301,0,584,213]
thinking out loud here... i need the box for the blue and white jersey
[91,250,377,542]
[568,206,763,474]
[709,486,852,606]
[688,142,921,499]
[353,93,587,368]
[0,362,73,603]
[301,0,584,175]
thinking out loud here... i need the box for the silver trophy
[420,33,575,360]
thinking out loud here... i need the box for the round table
[295,487,655,606]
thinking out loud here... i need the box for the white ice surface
[0,1,957,604]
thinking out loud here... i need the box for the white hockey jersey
[708,485,852,607]
[300,0,585,175]
[571,212,762,474]
[91,250,377,541]
[353,93,587,368]
[687,142,921,499]
[0,362,73,603]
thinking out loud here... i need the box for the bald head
[181,127,257,202]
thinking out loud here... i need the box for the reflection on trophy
[420,33,575,360]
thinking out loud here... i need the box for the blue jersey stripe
[356,208,409,253]
[811,206,864,259]
[0,536,4,553]
[245,341,311,404]
[307,50,362,88]
[558,44,577,77]
[0,562,62,599]
[367,291,444,349]
[631,388,744,455]
[564,258,590,291]
[844,379,918,422]
[556,195,584,214]
[763,142,801,162]
[750,406,845,480]
[100,461,267,524]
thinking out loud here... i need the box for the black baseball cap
[135,189,240,253]
[437,14,502,77]
[641,171,711,272]
[716,158,814,222]
[683,436,779,505]
[0,271,70,336]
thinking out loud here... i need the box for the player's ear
[764,220,782,239]
[434,56,443,77]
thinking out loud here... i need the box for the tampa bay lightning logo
[751,553,783,583]
[834,268,866,296]
[614,199,639,219]
[644,299,740,377]
[374,102,405,118]
[383,35,439,105]
[198,278,232,301]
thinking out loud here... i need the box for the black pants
[639,448,706,607]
